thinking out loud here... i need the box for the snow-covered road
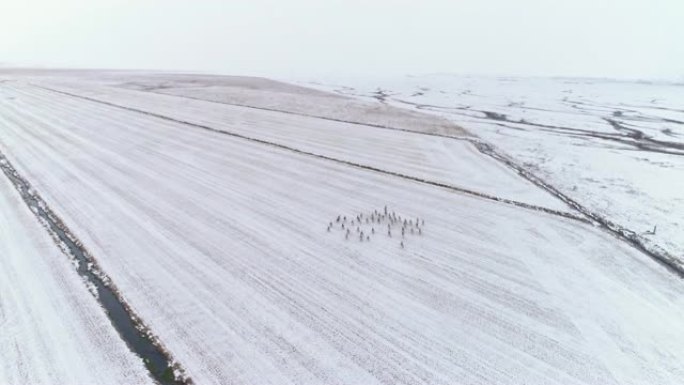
[0,75,683,384]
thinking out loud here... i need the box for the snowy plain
[19,74,570,212]
[0,70,683,384]
[303,74,684,266]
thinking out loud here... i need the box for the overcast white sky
[1,0,682,79]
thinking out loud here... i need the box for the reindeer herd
[327,205,425,248]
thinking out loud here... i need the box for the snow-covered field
[0,70,683,384]
[16,75,568,212]
[303,74,684,265]
[0,157,151,384]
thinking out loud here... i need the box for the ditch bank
[0,151,192,385]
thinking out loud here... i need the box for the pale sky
[1,0,682,80]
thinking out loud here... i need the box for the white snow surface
[303,74,684,264]
[5,69,464,136]
[0,73,683,384]
[19,74,569,212]
[0,163,152,384]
